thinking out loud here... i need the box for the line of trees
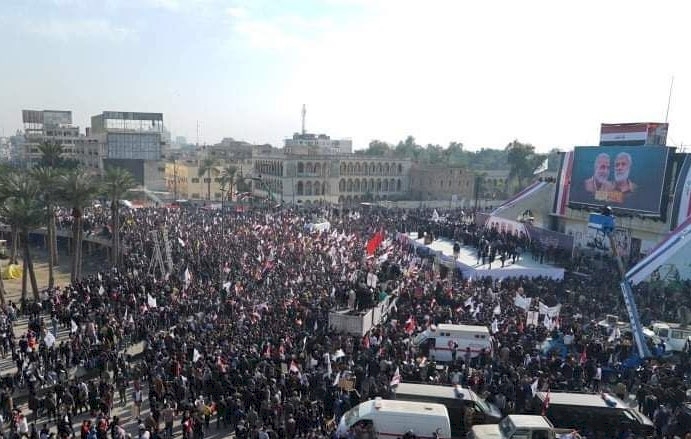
[356,136,562,192]
[0,141,137,305]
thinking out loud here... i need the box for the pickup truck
[468,415,572,439]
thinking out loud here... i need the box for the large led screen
[568,146,671,214]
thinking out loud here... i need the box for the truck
[335,398,452,439]
[650,321,691,352]
[413,324,492,363]
[468,415,562,439]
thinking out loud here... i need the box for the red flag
[390,366,401,387]
[542,388,551,415]
[404,316,416,335]
[366,231,384,256]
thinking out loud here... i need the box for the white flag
[70,319,78,334]
[332,371,341,387]
[184,267,192,286]
[193,349,201,363]
[98,285,105,295]
[390,366,401,387]
[44,332,56,348]
[530,378,539,396]
[533,157,548,175]
[147,294,157,308]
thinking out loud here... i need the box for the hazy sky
[1,0,690,152]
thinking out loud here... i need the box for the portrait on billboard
[569,146,670,214]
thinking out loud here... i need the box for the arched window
[377,163,383,174]
[341,163,347,174]
[347,179,353,192]
[322,181,328,195]
[297,181,304,195]
[354,179,361,192]
[376,179,382,192]
[305,181,313,196]
[314,162,321,176]
[339,179,346,192]
[306,162,313,174]
[297,162,304,174]
[385,163,390,175]
[398,164,402,175]
[370,163,376,174]
[347,163,353,174]
[397,179,402,191]
[355,163,361,174]
[382,180,389,192]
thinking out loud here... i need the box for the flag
[491,318,499,334]
[332,371,341,387]
[432,210,440,222]
[530,378,539,396]
[333,349,346,360]
[533,157,548,175]
[70,319,78,334]
[290,359,302,379]
[44,332,56,348]
[390,366,401,387]
[579,350,587,366]
[147,294,157,308]
[493,303,501,316]
[366,231,384,256]
[404,316,416,335]
[98,285,105,296]
[542,388,551,415]
[184,267,192,286]
[193,349,201,363]
[362,335,370,349]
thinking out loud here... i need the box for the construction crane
[589,208,651,359]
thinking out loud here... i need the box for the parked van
[413,324,492,362]
[531,392,654,439]
[651,322,691,352]
[336,398,452,439]
[393,383,502,437]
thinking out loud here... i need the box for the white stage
[400,232,565,281]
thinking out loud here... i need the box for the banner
[538,302,562,318]
[525,224,574,252]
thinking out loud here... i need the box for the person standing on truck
[451,342,459,364]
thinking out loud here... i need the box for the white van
[413,324,492,362]
[336,398,452,439]
[651,322,691,352]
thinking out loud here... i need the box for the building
[21,110,81,168]
[284,133,352,155]
[164,160,253,202]
[252,151,411,206]
[89,111,166,190]
[409,164,476,203]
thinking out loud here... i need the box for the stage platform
[400,232,564,281]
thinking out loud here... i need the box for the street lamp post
[219,178,228,286]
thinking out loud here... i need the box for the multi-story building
[284,133,352,155]
[409,164,476,203]
[89,111,166,190]
[21,110,81,168]
[252,151,411,206]
[164,159,253,202]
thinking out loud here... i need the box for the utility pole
[173,158,178,200]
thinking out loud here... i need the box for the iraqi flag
[404,316,416,335]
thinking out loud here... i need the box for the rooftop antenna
[665,76,674,124]
[301,104,306,135]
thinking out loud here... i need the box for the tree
[37,141,79,169]
[361,140,393,157]
[505,140,546,190]
[102,167,137,267]
[58,170,102,283]
[32,167,62,289]
[197,157,216,201]
[220,165,238,202]
[0,172,43,302]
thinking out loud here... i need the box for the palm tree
[37,140,65,168]
[102,167,137,267]
[32,167,62,288]
[220,165,238,202]
[0,172,44,302]
[197,157,216,201]
[58,170,101,283]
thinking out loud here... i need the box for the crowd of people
[0,204,690,439]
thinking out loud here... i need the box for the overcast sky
[1,0,690,152]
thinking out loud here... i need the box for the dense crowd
[1,205,691,439]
